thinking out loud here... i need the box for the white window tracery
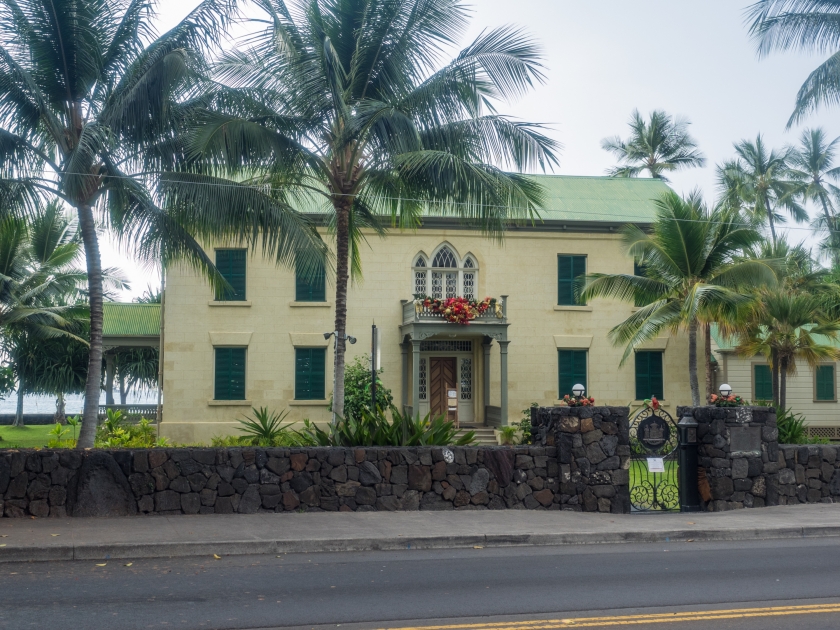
[412,246,479,300]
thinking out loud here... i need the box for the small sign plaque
[447,389,457,398]
[647,457,666,473]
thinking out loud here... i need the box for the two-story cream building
[158,175,697,444]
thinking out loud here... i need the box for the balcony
[401,296,507,326]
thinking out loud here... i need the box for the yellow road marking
[384,603,840,630]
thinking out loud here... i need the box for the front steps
[456,424,497,446]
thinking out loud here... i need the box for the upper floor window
[215,249,246,301]
[413,245,478,300]
[557,254,585,306]
[295,258,326,302]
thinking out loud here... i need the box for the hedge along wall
[0,445,564,518]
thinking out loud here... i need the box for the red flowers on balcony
[416,296,496,325]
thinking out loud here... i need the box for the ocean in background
[0,391,158,414]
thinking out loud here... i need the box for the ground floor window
[558,350,587,397]
[295,348,326,400]
[635,351,663,400]
[753,364,772,401]
[214,347,246,400]
[816,364,836,401]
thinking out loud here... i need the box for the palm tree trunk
[688,319,700,406]
[13,381,24,427]
[767,207,777,244]
[780,356,789,411]
[819,196,839,267]
[76,204,104,449]
[105,353,115,406]
[331,197,351,424]
[54,392,66,425]
[704,322,713,402]
[119,372,127,405]
[771,349,780,407]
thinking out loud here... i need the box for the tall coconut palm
[580,191,775,406]
[179,0,560,422]
[0,0,328,446]
[748,0,840,125]
[716,134,806,243]
[601,110,706,181]
[788,128,840,263]
[737,292,840,409]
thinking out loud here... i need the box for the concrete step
[455,426,497,445]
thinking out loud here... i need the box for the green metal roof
[103,303,161,337]
[526,175,672,223]
[291,175,672,225]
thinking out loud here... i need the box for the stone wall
[0,445,561,518]
[677,406,779,511]
[778,445,840,505]
[531,406,631,513]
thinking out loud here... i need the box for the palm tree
[747,0,840,125]
[737,292,840,409]
[0,203,99,425]
[180,0,560,422]
[788,128,840,264]
[0,0,328,447]
[580,191,775,406]
[716,134,806,243]
[601,110,706,181]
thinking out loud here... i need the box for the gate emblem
[638,416,671,450]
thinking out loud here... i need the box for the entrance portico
[399,297,510,426]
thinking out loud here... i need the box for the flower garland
[560,394,595,407]
[710,393,746,407]
[415,295,496,325]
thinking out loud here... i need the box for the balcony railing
[401,297,507,325]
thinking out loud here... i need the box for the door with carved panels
[429,357,457,420]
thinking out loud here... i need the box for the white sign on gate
[646,457,666,473]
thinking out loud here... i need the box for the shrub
[519,403,538,445]
[304,406,475,447]
[776,406,829,444]
[94,411,163,448]
[329,356,394,421]
[498,425,519,445]
[230,407,315,447]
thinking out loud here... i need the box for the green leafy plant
[776,406,828,444]
[235,407,313,447]
[46,423,74,448]
[329,357,394,422]
[498,425,519,446]
[94,412,165,448]
[304,406,475,447]
[66,416,80,442]
[518,403,538,445]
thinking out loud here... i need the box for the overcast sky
[106,0,840,298]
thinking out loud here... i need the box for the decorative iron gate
[629,406,680,512]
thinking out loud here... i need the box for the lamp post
[324,331,357,427]
[572,383,585,398]
[677,415,701,512]
[719,383,732,398]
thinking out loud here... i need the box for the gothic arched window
[413,246,478,300]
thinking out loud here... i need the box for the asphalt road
[1,538,840,629]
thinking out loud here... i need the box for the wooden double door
[429,357,457,421]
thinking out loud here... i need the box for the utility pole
[370,324,378,413]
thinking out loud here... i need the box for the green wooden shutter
[214,347,246,400]
[635,351,664,400]
[754,364,773,401]
[215,249,246,301]
[557,255,586,306]
[295,348,326,400]
[295,261,326,302]
[558,350,587,396]
[816,365,836,401]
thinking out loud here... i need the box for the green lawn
[0,425,59,448]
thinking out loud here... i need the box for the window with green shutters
[816,364,836,401]
[635,351,664,400]
[753,364,773,401]
[557,255,586,306]
[215,249,246,301]
[214,347,246,400]
[558,350,587,397]
[295,259,326,302]
[295,348,326,400]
